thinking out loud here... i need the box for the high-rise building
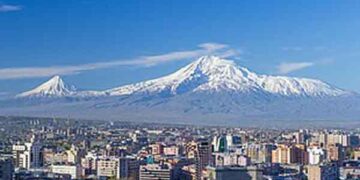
[213,134,241,153]
[81,152,98,176]
[226,135,234,147]
[246,143,274,163]
[12,144,26,168]
[307,146,325,165]
[293,144,308,164]
[272,144,292,164]
[119,156,139,180]
[12,135,43,169]
[186,139,212,180]
[271,144,307,164]
[65,145,82,164]
[27,135,43,169]
[349,135,359,147]
[319,133,328,147]
[196,139,211,178]
[212,136,228,153]
[326,144,344,163]
[319,133,357,147]
[327,134,347,147]
[294,131,305,144]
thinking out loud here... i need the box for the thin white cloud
[277,62,314,74]
[0,42,240,80]
[198,43,228,51]
[0,4,22,12]
[216,49,241,59]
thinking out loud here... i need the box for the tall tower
[186,139,212,180]
[24,134,43,169]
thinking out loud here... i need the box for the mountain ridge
[2,56,360,126]
[17,56,352,98]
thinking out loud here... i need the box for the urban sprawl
[0,117,359,180]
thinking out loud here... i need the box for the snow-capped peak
[107,55,349,97]
[15,56,351,99]
[17,75,76,98]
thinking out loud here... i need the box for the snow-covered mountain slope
[4,56,360,126]
[16,56,351,98]
[17,76,76,98]
[106,56,349,97]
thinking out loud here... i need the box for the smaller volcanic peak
[17,75,76,98]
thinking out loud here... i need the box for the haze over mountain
[2,56,359,127]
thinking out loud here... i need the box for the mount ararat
[1,56,359,127]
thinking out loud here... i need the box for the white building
[97,157,119,178]
[307,146,325,165]
[139,163,174,180]
[12,135,43,169]
[51,164,82,179]
[12,144,27,168]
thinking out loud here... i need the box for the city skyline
[0,116,359,179]
[0,1,359,179]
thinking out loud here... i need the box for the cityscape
[1,0,360,180]
[0,117,359,179]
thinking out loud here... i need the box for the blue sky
[1,0,360,96]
